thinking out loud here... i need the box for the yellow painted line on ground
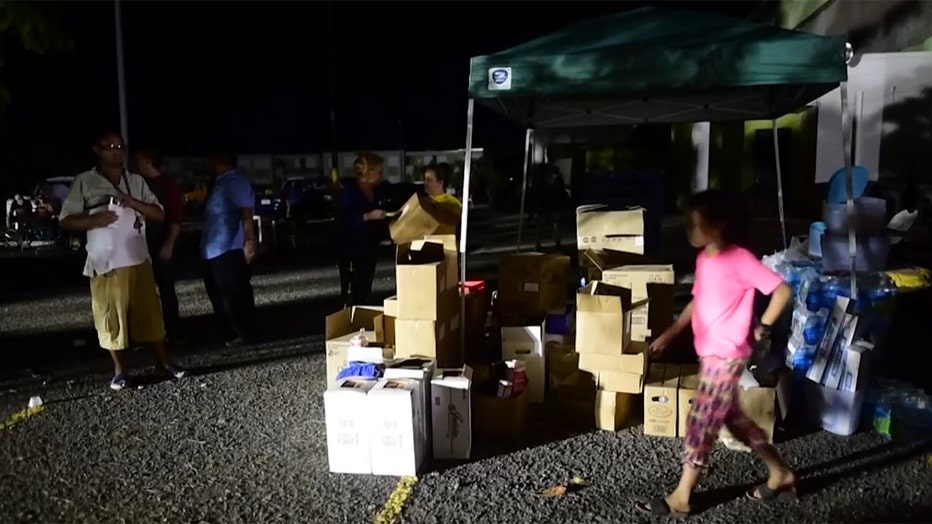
[375,476,419,524]
[0,405,47,433]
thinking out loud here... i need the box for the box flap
[576,282,637,314]
[389,193,443,245]
[576,205,645,237]
[397,239,446,266]
[431,365,473,388]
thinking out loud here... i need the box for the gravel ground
[2,214,931,522]
[1,341,930,523]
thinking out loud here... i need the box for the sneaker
[157,364,186,380]
[110,374,131,391]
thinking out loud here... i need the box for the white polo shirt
[60,168,163,277]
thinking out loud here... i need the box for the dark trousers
[152,257,180,338]
[339,254,377,307]
[204,249,256,340]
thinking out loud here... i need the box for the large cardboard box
[602,265,676,342]
[389,193,445,245]
[472,386,530,438]
[575,282,648,355]
[595,390,636,431]
[578,340,649,377]
[576,205,645,254]
[325,306,389,385]
[394,316,460,368]
[368,378,427,476]
[596,369,644,394]
[644,363,680,437]
[501,324,546,403]
[431,366,473,460]
[546,341,579,391]
[395,237,458,321]
[579,249,650,283]
[324,378,377,474]
[498,253,570,320]
[677,373,700,438]
[384,358,436,455]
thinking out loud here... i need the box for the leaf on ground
[540,485,567,498]
[540,477,590,498]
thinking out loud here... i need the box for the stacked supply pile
[496,252,571,405]
[577,205,649,283]
[389,235,461,367]
[602,265,675,343]
[324,360,474,475]
[324,306,395,385]
[575,282,649,431]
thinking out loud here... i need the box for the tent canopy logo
[488,67,512,91]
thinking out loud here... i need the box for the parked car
[253,183,285,220]
[282,176,335,221]
[5,176,73,227]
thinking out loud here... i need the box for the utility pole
[115,0,129,146]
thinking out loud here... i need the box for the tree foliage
[0,1,73,116]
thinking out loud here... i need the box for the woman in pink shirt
[636,190,795,518]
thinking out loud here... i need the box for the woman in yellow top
[423,162,462,237]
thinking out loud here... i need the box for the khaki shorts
[90,261,166,351]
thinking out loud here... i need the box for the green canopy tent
[455,7,859,310]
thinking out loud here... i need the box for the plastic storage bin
[823,197,888,236]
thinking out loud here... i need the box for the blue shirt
[201,169,255,260]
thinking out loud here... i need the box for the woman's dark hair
[134,149,161,169]
[425,162,452,189]
[684,189,751,248]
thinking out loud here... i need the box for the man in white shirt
[59,131,185,390]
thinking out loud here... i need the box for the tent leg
[840,82,858,298]
[516,128,533,253]
[459,98,475,360]
[772,120,787,251]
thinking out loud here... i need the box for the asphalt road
[2,211,931,522]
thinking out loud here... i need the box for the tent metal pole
[772,120,787,251]
[516,128,533,252]
[459,98,475,361]
[840,82,858,298]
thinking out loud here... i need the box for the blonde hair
[353,151,384,178]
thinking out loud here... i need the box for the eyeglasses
[99,143,125,151]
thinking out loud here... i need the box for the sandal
[746,482,797,502]
[634,498,690,518]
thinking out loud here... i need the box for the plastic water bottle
[28,396,43,409]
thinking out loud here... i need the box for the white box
[368,378,426,477]
[807,296,852,384]
[805,380,866,436]
[822,313,859,389]
[324,378,377,474]
[384,358,436,456]
[501,325,545,403]
[431,366,473,460]
[839,341,873,393]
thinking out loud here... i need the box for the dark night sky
[0,0,758,188]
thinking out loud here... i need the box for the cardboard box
[395,237,458,321]
[596,370,644,394]
[325,306,388,385]
[677,373,700,438]
[431,366,473,460]
[576,205,645,254]
[546,341,579,391]
[595,390,637,431]
[383,296,399,318]
[498,253,570,320]
[394,317,460,368]
[578,340,649,377]
[389,193,445,245]
[807,296,853,384]
[501,324,545,403]
[602,265,675,341]
[324,378,377,474]
[839,340,873,393]
[643,363,680,437]
[576,282,648,355]
[384,358,437,455]
[823,313,860,390]
[579,249,650,283]
[368,378,427,476]
[472,386,530,438]
[719,369,785,443]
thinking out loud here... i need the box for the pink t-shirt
[692,246,784,360]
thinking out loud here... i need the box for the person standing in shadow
[338,151,389,307]
[201,154,258,348]
[134,149,185,343]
